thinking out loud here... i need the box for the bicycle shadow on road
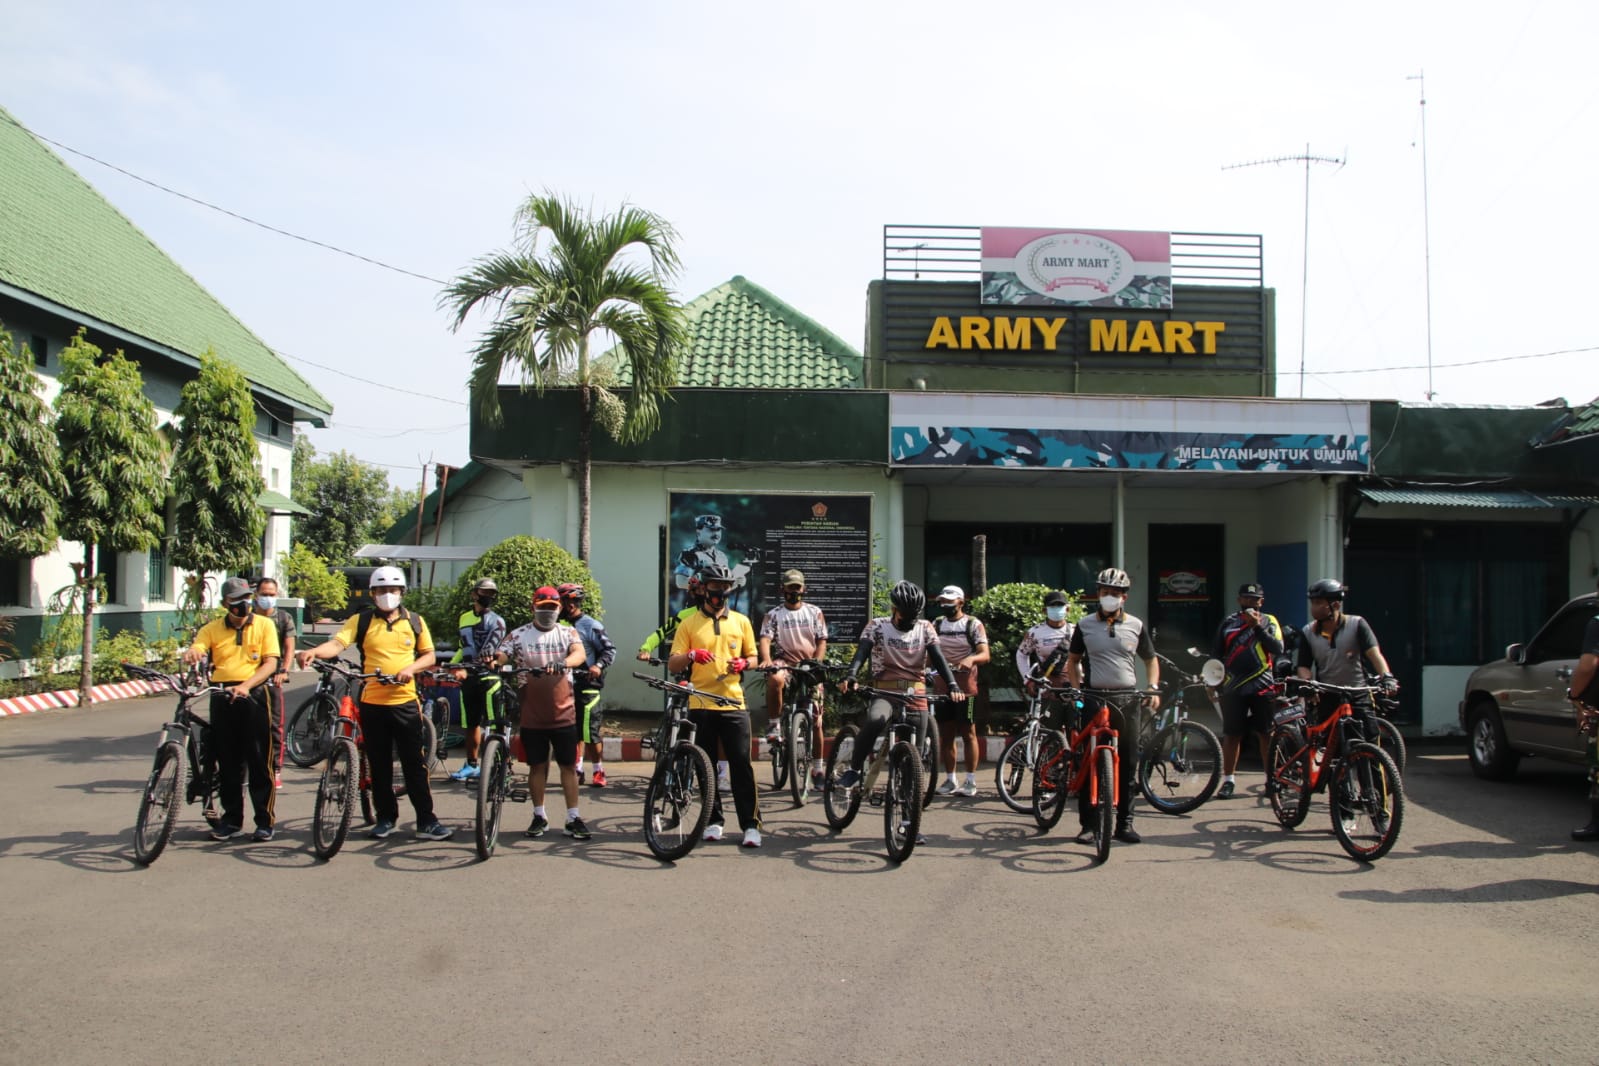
[1338,878,1598,905]
[55,777,150,796]
[0,732,151,764]
[0,828,148,874]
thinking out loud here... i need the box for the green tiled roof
[611,275,862,389]
[0,108,331,421]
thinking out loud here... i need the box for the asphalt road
[3,685,1597,1065]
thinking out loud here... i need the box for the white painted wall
[1421,665,1473,736]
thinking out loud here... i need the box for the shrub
[403,584,457,650]
[454,536,600,633]
[280,543,349,621]
[94,627,149,684]
[0,614,12,662]
[969,582,1088,693]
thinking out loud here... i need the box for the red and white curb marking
[595,735,1011,762]
[0,679,157,717]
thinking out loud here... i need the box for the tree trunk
[577,383,593,562]
[77,544,95,708]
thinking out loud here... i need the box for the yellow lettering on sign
[1033,317,1066,349]
[924,317,957,349]
[1194,321,1225,354]
[1129,320,1162,353]
[993,317,1031,349]
[1163,321,1195,354]
[1090,319,1127,352]
[959,317,992,349]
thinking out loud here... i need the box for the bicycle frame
[1039,693,1121,809]
[851,686,940,792]
[1272,684,1375,795]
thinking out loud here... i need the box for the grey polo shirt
[1068,610,1154,690]
[1295,613,1379,686]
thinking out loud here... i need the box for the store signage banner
[667,491,873,642]
[889,393,1371,473]
[981,227,1172,309]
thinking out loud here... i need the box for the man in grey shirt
[1294,578,1396,694]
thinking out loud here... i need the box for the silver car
[1460,592,1598,778]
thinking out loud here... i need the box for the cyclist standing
[758,568,829,789]
[1212,581,1284,799]
[1060,567,1160,844]
[1016,590,1075,694]
[667,563,764,847]
[560,583,616,788]
[637,572,703,662]
[931,585,989,796]
[498,586,592,840]
[1567,575,1599,842]
[252,575,295,790]
[449,577,507,782]
[1294,579,1399,708]
[184,576,281,841]
[295,566,451,841]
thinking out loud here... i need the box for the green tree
[169,350,266,600]
[442,192,688,561]
[54,331,165,706]
[0,323,68,557]
[969,582,1089,693]
[279,542,349,620]
[453,535,599,633]
[294,445,393,564]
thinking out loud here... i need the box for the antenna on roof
[1408,71,1436,401]
[889,243,930,279]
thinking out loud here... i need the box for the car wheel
[1466,699,1520,781]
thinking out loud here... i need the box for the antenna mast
[1409,71,1436,400]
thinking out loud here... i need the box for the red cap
[533,586,560,607]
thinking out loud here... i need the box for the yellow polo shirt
[190,615,281,684]
[670,608,757,711]
[333,611,433,705]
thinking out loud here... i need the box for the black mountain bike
[463,662,547,861]
[1136,653,1224,815]
[285,658,359,768]
[634,663,731,861]
[125,662,235,865]
[822,685,950,863]
[756,659,838,807]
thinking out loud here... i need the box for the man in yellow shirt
[297,566,449,841]
[668,563,763,848]
[183,576,281,842]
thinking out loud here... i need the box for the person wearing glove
[668,563,763,848]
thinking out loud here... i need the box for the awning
[1357,487,1599,509]
[354,544,489,562]
[258,489,311,516]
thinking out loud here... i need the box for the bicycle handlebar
[847,684,955,704]
[629,671,743,708]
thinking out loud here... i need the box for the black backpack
[351,607,425,667]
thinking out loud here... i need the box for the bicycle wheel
[1267,728,1313,829]
[312,737,358,860]
[1330,743,1405,862]
[133,741,185,866]
[286,694,336,768]
[644,742,714,862]
[1030,730,1070,831]
[1371,716,1408,775]
[921,715,941,809]
[1092,746,1115,864]
[883,741,924,863]
[823,724,863,831]
[421,713,441,780]
[475,736,508,860]
[788,708,813,807]
[769,722,788,790]
[995,729,1035,814]
[1137,720,1222,815]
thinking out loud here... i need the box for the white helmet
[370,565,407,590]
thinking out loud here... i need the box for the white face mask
[1099,594,1123,615]
[1046,605,1067,622]
[373,591,402,611]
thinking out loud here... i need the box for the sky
[3,1,1595,489]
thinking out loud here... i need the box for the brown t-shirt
[503,622,580,729]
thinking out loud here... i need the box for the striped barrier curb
[594,735,1011,763]
[0,678,158,717]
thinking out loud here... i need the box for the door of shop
[1147,524,1224,664]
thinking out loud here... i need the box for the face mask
[226,600,252,618]
[939,604,959,619]
[1046,606,1067,622]
[374,591,402,612]
[475,596,496,611]
[1099,594,1123,615]
[702,589,727,612]
[255,595,276,612]
[533,609,559,630]
[891,612,914,632]
[783,590,803,606]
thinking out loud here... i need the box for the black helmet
[1307,578,1346,601]
[889,580,925,616]
[699,563,735,584]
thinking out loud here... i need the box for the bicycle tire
[312,737,357,860]
[995,729,1035,814]
[922,715,941,810]
[788,707,812,807]
[1371,716,1408,775]
[286,693,336,768]
[421,714,441,781]
[1137,719,1222,815]
[769,731,788,791]
[823,724,863,831]
[1330,743,1405,862]
[133,740,185,866]
[1092,746,1115,864]
[883,741,924,863]
[644,741,714,861]
[475,736,508,860]
[1030,730,1071,831]
[1267,728,1312,829]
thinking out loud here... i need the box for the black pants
[691,709,760,831]
[211,688,275,830]
[362,700,435,826]
[1078,693,1142,829]
[852,698,930,772]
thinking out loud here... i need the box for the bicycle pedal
[639,738,655,750]
[510,789,529,803]
[868,792,885,808]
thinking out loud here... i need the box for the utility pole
[1409,71,1436,400]
[1225,146,1346,397]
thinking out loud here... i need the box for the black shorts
[520,725,578,767]
[1220,689,1276,737]
[931,671,977,725]
[576,687,604,744]
[459,675,497,730]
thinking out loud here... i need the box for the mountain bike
[1136,654,1224,815]
[460,662,546,861]
[1266,679,1406,862]
[124,662,234,865]
[995,680,1083,814]
[633,664,730,861]
[285,659,359,768]
[754,659,839,807]
[821,685,950,863]
[1029,686,1147,864]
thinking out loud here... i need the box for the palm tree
[442,193,687,562]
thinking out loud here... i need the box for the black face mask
[702,589,728,613]
[891,612,914,632]
[226,601,252,620]
[940,604,959,619]
[783,590,803,606]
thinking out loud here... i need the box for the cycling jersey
[502,622,580,728]
[1213,610,1284,695]
[1069,610,1153,689]
[191,615,281,683]
[1295,613,1379,687]
[857,617,942,686]
[639,606,697,657]
[671,607,758,710]
[452,608,506,664]
[332,610,433,705]
[568,613,616,690]
[760,602,828,663]
[1016,620,1074,679]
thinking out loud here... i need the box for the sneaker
[1114,824,1143,844]
[525,814,549,838]
[936,779,959,795]
[717,774,732,794]
[564,817,592,841]
[273,772,283,790]
[1217,780,1236,799]
[837,768,862,789]
[703,823,724,842]
[415,821,454,841]
[209,822,242,841]
[368,819,396,839]
[742,827,762,848]
[590,769,608,788]
[811,769,827,790]
[251,825,275,842]
[577,768,586,785]
[450,763,480,782]
[958,779,979,797]
[1074,825,1095,843]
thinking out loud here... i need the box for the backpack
[352,607,425,667]
[939,615,981,654]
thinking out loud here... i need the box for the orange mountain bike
[1266,679,1405,862]
[1029,686,1148,864]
